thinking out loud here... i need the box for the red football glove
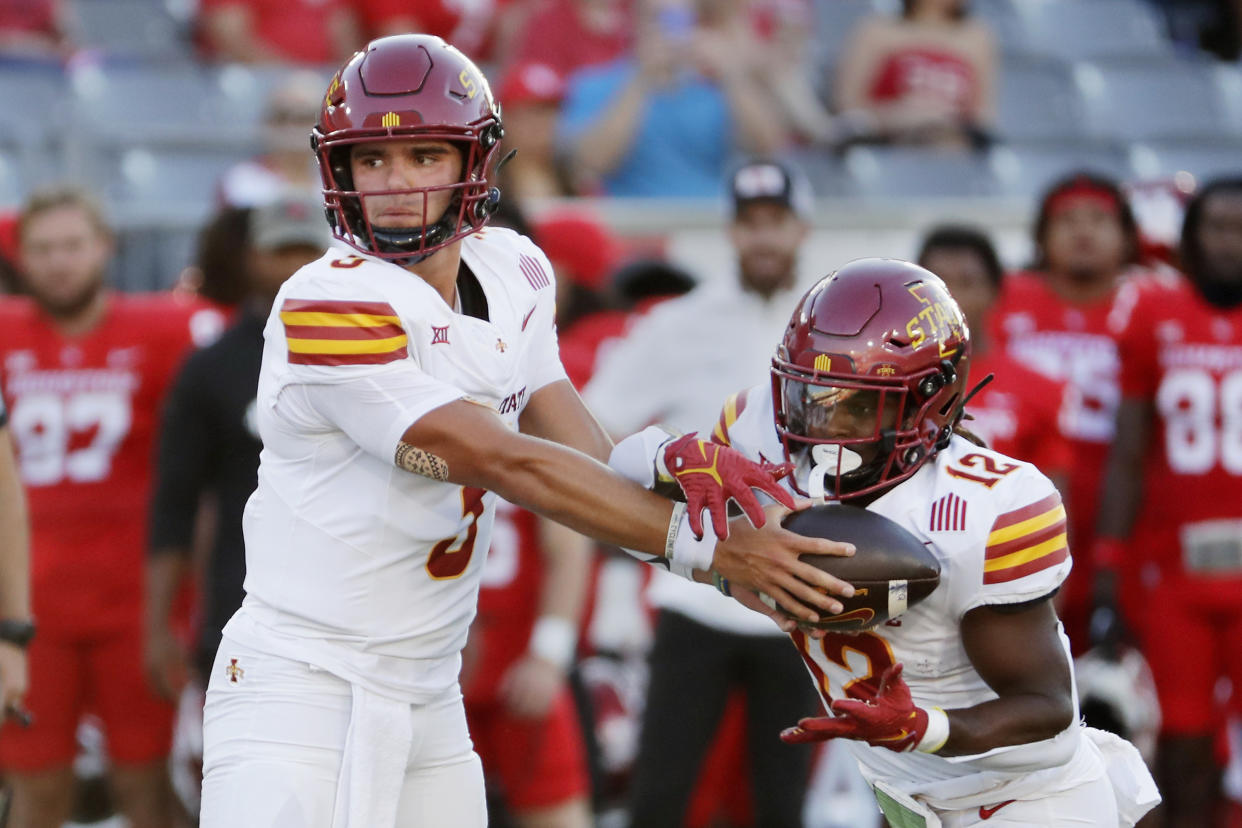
[780,664,929,753]
[661,433,796,541]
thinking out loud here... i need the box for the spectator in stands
[990,172,1143,654]
[497,62,574,201]
[917,225,1072,494]
[356,0,528,66]
[584,159,818,826]
[198,0,362,65]
[1097,177,1242,828]
[833,0,996,149]
[508,0,633,79]
[561,0,788,197]
[0,396,32,731]
[0,188,223,828]
[0,0,70,59]
[219,72,323,208]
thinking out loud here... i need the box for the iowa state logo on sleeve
[280,299,409,366]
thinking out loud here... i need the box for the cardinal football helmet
[771,258,971,500]
[313,34,504,264]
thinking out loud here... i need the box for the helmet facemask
[316,124,503,267]
[773,357,964,501]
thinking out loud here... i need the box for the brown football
[776,504,941,631]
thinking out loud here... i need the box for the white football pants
[199,636,486,828]
[939,772,1119,827]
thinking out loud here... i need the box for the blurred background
[0,0,1237,289]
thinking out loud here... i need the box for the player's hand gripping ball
[765,504,940,631]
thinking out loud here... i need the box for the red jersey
[464,500,544,705]
[868,48,978,114]
[1112,272,1242,582]
[199,0,351,64]
[991,270,1135,553]
[357,0,511,62]
[966,348,1073,480]
[0,294,222,635]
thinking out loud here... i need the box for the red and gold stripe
[280,299,409,366]
[983,492,1068,584]
[711,389,750,446]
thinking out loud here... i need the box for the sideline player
[0,189,223,828]
[990,172,1145,650]
[1097,177,1242,827]
[198,34,854,828]
[625,258,1160,825]
[916,225,1072,493]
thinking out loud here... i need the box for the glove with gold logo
[780,664,948,754]
[659,433,795,541]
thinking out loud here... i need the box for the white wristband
[916,707,950,754]
[664,501,717,582]
[529,616,577,671]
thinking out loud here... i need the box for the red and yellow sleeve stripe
[983,492,1068,584]
[711,390,750,446]
[280,299,409,366]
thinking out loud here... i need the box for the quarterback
[655,259,1161,826]
[198,34,852,828]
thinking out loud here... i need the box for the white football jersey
[225,229,566,703]
[716,383,1108,809]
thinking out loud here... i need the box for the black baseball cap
[729,159,812,219]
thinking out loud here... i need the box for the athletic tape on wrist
[664,501,716,581]
[916,707,950,754]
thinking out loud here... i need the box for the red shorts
[1139,577,1242,736]
[466,686,589,812]
[0,625,176,772]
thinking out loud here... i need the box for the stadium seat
[1129,139,1242,182]
[1076,57,1229,142]
[782,147,854,198]
[0,148,22,208]
[0,66,68,146]
[811,0,878,99]
[68,63,266,150]
[995,58,1087,142]
[990,141,1131,198]
[67,0,190,61]
[1213,64,1242,134]
[1009,0,1172,61]
[845,146,999,199]
[104,147,246,222]
[971,0,1030,57]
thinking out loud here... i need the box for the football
[773,504,941,632]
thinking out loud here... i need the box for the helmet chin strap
[364,187,503,267]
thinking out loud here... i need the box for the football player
[1097,177,1242,828]
[917,225,1072,495]
[198,34,853,828]
[609,258,1160,825]
[990,172,1147,652]
[0,189,224,828]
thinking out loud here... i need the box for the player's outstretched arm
[399,396,854,624]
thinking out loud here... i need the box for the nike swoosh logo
[521,305,536,331]
[978,800,1016,820]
